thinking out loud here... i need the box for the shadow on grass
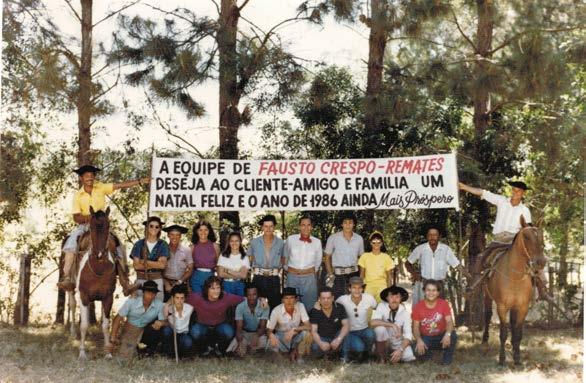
[0,323,582,383]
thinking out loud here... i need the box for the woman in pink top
[189,221,220,293]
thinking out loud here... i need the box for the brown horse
[75,207,117,359]
[482,216,546,365]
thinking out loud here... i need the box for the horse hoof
[104,353,113,359]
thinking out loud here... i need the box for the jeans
[415,331,457,365]
[343,328,375,359]
[190,322,235,353]
[271,330,308,353]
[286,273,317,312]
[311,333,347,358]
[190,270,214,294]
[161,326,193,357]
[223,280,245,296]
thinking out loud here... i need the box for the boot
[57,252,76,291]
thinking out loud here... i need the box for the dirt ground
[0,323,582,383]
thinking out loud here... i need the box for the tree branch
[145,3,195,25]
[449,7,478,53]
[489,25,586,55]
[93,0,142,28]
[63,0,81,22]
[91,76,119,103]
[143,91,205,158]
[238,0,251,11]
[209,0,220,14]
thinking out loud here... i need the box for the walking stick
[170,303,179,364]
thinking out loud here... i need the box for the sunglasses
[354,307,359,318]
[371,240,382,244]
[149,224,160,229]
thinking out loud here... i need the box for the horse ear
[105,207,110,217]
[520,215,527,228]
[90,206,95,215]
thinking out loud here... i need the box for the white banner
[148,153,460,212]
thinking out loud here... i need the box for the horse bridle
[517,226,541,276]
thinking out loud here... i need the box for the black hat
[281,287,302,298]
[380,285,409,303]
[73,165,101,176]
[507,181,530,191]
[143,216,165,227]
[258,214,277,226]
[162,224,188,234]
[140,280,160,293]
[170,283,188,296]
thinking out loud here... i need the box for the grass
[0,323,582,383]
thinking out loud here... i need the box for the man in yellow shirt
[57,165,150,293]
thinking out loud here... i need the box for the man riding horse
[57,164,150,295]
[459,180,549,299]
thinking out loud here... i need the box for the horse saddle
[485,245,511,278]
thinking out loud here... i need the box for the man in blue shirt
[228,282,270,356]
[248,215,285,310]
[109,281,166,359]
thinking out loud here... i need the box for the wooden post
[55,251,66,324]
[14,253,32,325]
[548,266,554,326]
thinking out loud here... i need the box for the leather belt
[136,270,163,280]
[334,265,358,275]
[287,266,315,275]
[252,267,280,276]
[196,268,213,272]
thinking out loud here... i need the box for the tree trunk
[362,0,389,234]
[364,0,387,141]
[465,0,495,326]
[77,0,93,166]
[217,0,241,241]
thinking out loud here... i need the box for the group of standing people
[58,164,540,365]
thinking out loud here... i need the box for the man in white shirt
[324,212,364,298]
[284,216,323,311]
[162,284,194,358]
[371,286,416,363]
[267,287,311,361]
[335,276,377,362]
[459,180,548,299]
[406,228,469,306]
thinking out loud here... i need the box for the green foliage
[0,124,43,229]
[112,8,306,121]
